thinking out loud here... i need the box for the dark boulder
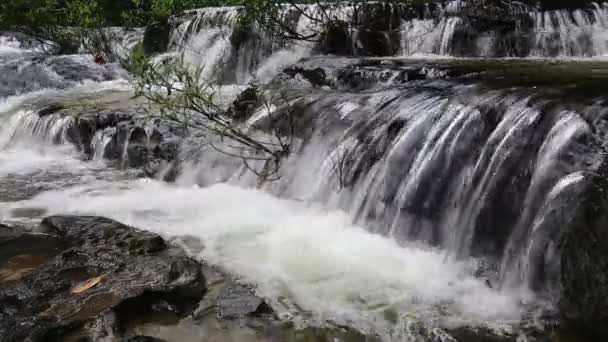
[283,66,332,88]
[127,337,168,342]
[217,282,273,320]
[0,216,206,342]
[537,0,597,10]
[318,20,353,55]
[38,103,65,117]
[143,20,172,55]
[227,83,262,122]
[560,173,608,340]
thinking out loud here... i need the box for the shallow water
[0,54,535,339]
[1,179,537,340]
[1,24,604,341]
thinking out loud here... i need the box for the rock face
[217,282,273,320]
[354,3,403,56]
[0,216,206,342]
[318,20,353,55]
[143,21,172,55]
[67,110,185,175]
[283,66,332,88]
[226,84,262,122]
[560,173,608,339]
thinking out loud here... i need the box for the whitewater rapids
[1,177,534,340]
[0,64,532,340]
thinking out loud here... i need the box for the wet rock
[335,61,433,90]
[217,282,273,320]
[283,67,331,88]
[0,31,57,52]
[446,327,516,342]
[227,83,261,122]
[38,103,65,117]
[353,3,403,56]
[0,216,206,342]
[46,55,121,82]
[67,111,132,155]
[560,172,608,340]
[230,21,255,50]
[277,324,381,342]
[58,311,120,342]
[319,20,353,55]
[0,223,21,241]
[143,20,171,55]
[0,223,62,286]
[67,110,185,174]
[449,13,535,57]
[127,337,168,342]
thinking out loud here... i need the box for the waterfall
[164,1,608,83]
[91,127,116,161]
[0,110,74,149]
[529,3,608,57]
[166,4,357,84]
[398,2,608,57]
[3,3,608,339]
[120,127,135,169]
[400,17,462,56]
[176,80,606,296]
[101,27,145,60]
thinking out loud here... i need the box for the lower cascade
[2,1,608,342]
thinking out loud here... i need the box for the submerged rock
[0,216,206,342]
[217,282,273,320]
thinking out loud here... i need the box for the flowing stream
[1,2,608,341]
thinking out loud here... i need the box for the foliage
[0,0,219,41]
[124,0,218,26]
[128,44,293,183]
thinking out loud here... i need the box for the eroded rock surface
[65,110,185,176]
[0,216,206,342]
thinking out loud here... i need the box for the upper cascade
[163,1,608,84]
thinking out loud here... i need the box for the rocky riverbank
[0,216,391,342]
[0,216,205,341]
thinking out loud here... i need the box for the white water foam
[0,78,130,176]
[3,180,531,340]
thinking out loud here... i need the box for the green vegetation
[0,0,219,28]
[128,43,293,183]
[0,0,224,51]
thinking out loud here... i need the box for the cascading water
[397,2,608,57]
[166,4,357,84]
[175,78,604,301]
[2,2,608,341]
[164,1,608,62]
[91,127,117,161]
[529,2,608,57]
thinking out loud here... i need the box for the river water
[1,3,608,341]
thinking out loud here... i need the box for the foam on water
[0,77,130,177]
[2,180,532,339]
